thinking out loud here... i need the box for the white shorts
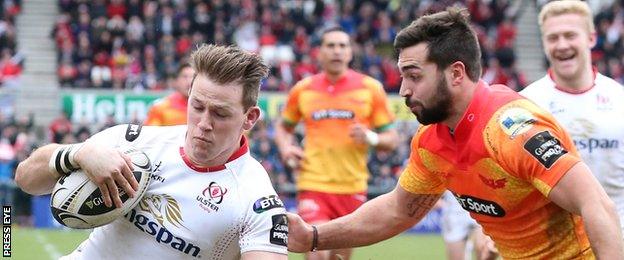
[441,191,478,243]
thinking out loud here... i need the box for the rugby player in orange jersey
[144,63,194,126]
[275,27,399,260]
[285,7,623,259]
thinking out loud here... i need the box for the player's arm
[241,251,286,260]
[548,162,624,258]
[273,118,304,167]
[287,185,440,252]
[356,77,399,150]
[15,144,64,195]
[16,140,139,208]
[375,128,399,150]
[350,123,399,151]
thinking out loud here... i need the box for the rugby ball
[50,146,152,229]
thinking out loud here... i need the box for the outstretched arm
[16,141,139,208]
[288,185,440,252]
[274,118,304,168]
[15,144,63,195]
[548,162,624,259]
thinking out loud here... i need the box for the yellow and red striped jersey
[282,69,395,194]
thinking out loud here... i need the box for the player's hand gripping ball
[50,146,152,229]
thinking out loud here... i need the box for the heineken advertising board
[62,92,415,123]
[62,93,165,123]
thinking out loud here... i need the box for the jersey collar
[547,67,597,95]
[179,136,249,172]
[315,69,360,93]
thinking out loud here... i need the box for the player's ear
[449,61,465,86]
[243,106,261,131]
[589,32,597,49]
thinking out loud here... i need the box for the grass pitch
[10,227,444,259]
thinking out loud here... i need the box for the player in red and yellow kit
[285,8,623,259]
[275,27,399,260]
[144,64,194,126]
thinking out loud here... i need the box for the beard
[408,73,453,125]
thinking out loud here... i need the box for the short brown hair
[320,26,349,45]
[176,62,192,76]
[394,7,481,82]
[538,0,594,34]
[190,44,269,110]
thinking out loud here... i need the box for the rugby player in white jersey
[521,0,624,233]
[15,44,288,259]
[440,191,477,260]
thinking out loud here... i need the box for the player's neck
[443,81,479,131]
[324,70,348,84]
[551,68,595,93]
[183,143,237,169]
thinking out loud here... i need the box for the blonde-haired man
[522,0,624,235]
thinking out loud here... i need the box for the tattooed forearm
[406,194,440,217]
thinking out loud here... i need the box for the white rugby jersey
[521,72,624,231]
[64,124,287,259]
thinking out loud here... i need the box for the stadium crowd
[592,1,624,83]
[51,0,530,91]
[0,0,23,89]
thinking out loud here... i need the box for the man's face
[318,31,353,76]
[398,43,452,125]
[541,13,595,82]
[185,74,259,165]
[176,66,195,98]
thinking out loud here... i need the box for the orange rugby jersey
[399,81,593,259]
[144,92,188,126]
[282,69,395,194]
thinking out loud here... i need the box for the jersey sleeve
[239,193,288,255]
[86,124,128,148]
[281,80,308,128]
[483,100,582,197]
[398,127,446,195]
[365,77,396,131]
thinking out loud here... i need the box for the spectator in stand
[592,1,624,84]
[0,48,21,87]
[58,59,77,88]
[48,111,72,143]
[0,19,18,53]
[0,131,16,207]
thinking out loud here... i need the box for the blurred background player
[440,191,498,260]
[521,0,624,233]
[440,191,477,260]
[144,63,194,126]
[274,27,399,260]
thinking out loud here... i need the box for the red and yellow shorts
[297,190,367,223]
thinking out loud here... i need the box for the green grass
[10,227,444,260]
